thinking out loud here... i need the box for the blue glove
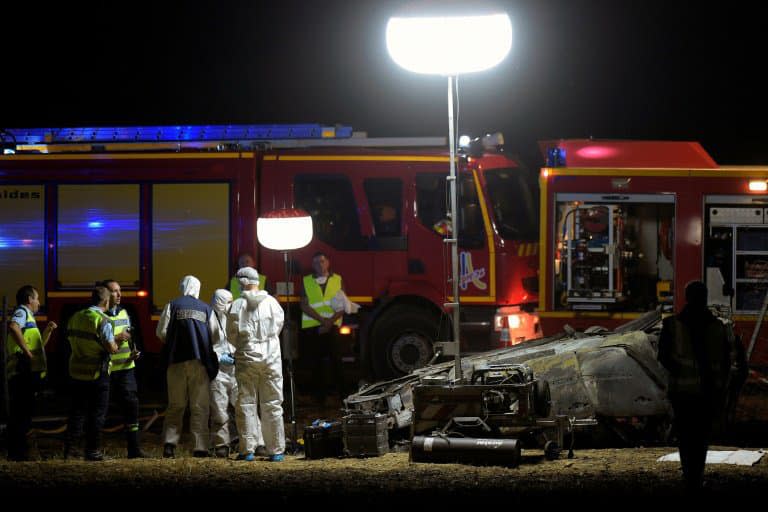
[219,353,235,366]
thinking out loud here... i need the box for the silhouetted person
[658,280,732,492]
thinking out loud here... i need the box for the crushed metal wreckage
[343,310,731,453]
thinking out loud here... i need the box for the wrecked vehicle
[344,309,742,447]
[409,362,573,466]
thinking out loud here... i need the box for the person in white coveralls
[227,267,286,462]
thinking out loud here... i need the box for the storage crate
[342,413,389,457]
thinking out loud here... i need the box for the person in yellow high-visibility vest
[65,286,119,461]
[299,252,345,404]
[6,285,56,461]
[102,279,145,458]
[228,253,268,298]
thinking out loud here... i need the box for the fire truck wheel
[533,379,552,418]
[370,305,437,379]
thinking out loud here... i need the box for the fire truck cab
[255,132,542,378]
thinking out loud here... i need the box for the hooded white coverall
[209,289,264,449]
[156,275,218,452]
[227,287,286,456]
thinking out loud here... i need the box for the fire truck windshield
[484,168,538,241]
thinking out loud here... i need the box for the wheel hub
[391,333,432,374]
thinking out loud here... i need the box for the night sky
[3,1,766,167]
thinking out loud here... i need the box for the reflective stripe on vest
[229,274,268,299]
[108,308,134,372]
[301,274,342,329]
[68,309,110,381]
[6,307,45,377]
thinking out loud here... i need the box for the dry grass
[2,431,766,505]
[3,393,766,505]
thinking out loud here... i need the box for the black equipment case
[304,419,343,459]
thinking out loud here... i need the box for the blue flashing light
[0,236,43,249]
[87,221,104,229]
[546,147,566,167]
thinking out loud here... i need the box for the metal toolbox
[342,413,389,457]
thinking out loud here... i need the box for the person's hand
[115,331,131,342]
[219,353,235,366]
[44,321,57,332]
[129,350,141,361]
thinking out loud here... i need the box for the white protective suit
[157,275,218,453]
[227,283,286,456]
[209,289,255,450]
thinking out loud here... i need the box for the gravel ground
[2,392,767,506]
[2,427,766,505]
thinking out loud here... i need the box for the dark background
[2,1,765,167]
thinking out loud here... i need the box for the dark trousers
[671,395,712,491]
[110,368,139,428]
[67,372,111,454]
[301,327,344,400]
[7,369,42,460]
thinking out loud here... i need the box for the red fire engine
[537,139,768,421]
[0,124,540,382]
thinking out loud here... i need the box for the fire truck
[537,138,768,422]
[0,124,540,383]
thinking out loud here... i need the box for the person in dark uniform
[658,280,732,491]
[6,285,56,461]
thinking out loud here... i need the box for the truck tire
[370,304,438,379]
[533,379,551,418]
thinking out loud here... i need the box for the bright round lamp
[386,13,512,75]
[257,208,313,251]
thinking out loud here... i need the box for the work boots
[64,439,83,460]
[126,430,147,459]
[84,450,104,462]
[163,443,175,459]
[214,445,230,458]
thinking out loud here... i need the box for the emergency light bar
[5,124,353,144]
